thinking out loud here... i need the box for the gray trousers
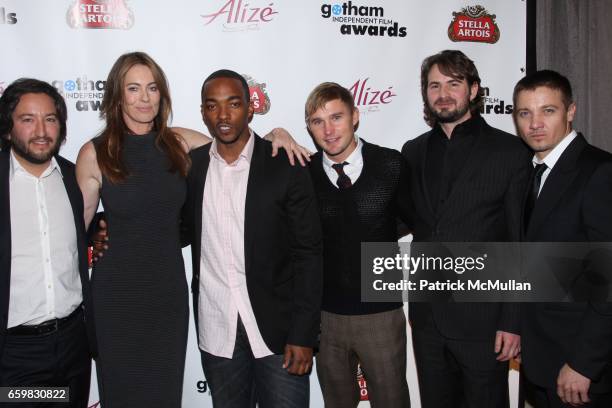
[316,308,410,408]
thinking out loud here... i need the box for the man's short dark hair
[513,69,573,109]
[201,69,250,103]
[420,50,483,127]
[0,78,68,150]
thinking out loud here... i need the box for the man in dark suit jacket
[0,78,95,408]
[401,50,531,407]
[181,69,322,407]
[514,70,612,408]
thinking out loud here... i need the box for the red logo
[244,75,271,115]
[448,5,500,44]
[348,78,396,114]
[357,364,369,401]
[87,247,93,269]
[66,0,134,30]
[201,0,278,31]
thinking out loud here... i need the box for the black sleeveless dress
[92,133,188,407]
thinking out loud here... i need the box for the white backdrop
[0,1,526,406]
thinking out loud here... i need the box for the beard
[10,136,61,165]
[430,97,471,124]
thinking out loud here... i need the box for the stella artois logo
[244,75,271,115]
[66,0,134,30]
[448,5,500,44]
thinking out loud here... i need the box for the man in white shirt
[0,78,94,408]
[514,70,612,408]
[182,69,323,408]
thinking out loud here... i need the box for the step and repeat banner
[0,1,526,406]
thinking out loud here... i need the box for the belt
[7,306,83,336]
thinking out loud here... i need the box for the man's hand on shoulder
[557,363,591,406]
[282,344,313,375]
[264,127,312,167]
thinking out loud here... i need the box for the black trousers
[0,313,91,408]
[411,311,509,408]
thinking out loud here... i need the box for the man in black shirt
[305,82,412,408]
[401,50,531,408]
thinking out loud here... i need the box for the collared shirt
[322,136,363,186]
[532,130,578,196]
[426,116,480,214]
[8,150,82,328]
[198,131,273,358]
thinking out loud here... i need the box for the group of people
[1,48,611,408]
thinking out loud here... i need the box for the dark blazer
[401,116,531,340]
[182,134,323,354]
[0,149,96,358]
[521,134,612,392]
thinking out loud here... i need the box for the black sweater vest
[309,141,405,315]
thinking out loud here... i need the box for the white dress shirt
[322,136,364,186]
[198,131,273,358]
[8,150,82,328]
[532,130,578,196]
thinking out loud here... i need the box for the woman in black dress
[77,52,204,407]
[76,51,309,407]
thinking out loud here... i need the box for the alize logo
[201,0,278,31]
[448,5,500,44]
[66,0,134,30]
[244,75,271,115]
[348,78,396,113]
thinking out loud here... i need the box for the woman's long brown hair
[96,51,190,183]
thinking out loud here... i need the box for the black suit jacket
[402,116,531,340]
[0,149,96,358]
[521,134,612,392]
[182,134,323,354]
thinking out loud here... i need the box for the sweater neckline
[321,143,368,192]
